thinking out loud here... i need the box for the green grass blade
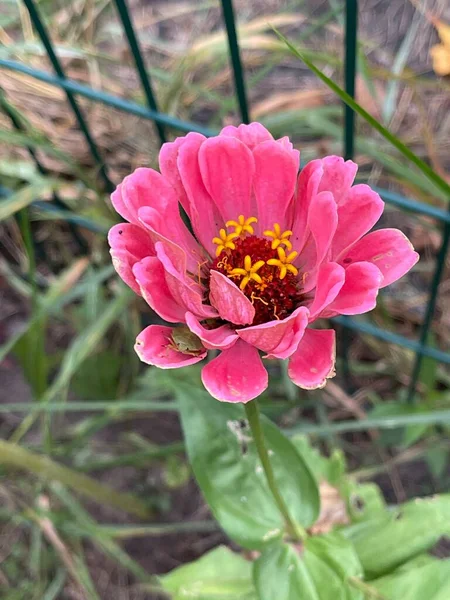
[51,485,152,582]
[0,439,151,518]
[10,287,134,443]
[273,28,450,200]
[41,287,133,404]
[0,177,59,221]
[0,265,114,364]
[382,13,420,123]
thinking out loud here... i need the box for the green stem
[348,577,387,599]
[244,400,306,541]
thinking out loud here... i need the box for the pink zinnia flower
[108,122,418,403]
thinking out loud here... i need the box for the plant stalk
[244,400,306,541]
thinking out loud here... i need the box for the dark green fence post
[22,0,114,192]
[406,215,450,401]
[221,0,250,123]
[113,0,167,145]
[341,0,358,389]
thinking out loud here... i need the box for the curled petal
[291,160,323,251]
[305,191,338,270]
[340,228,419,288]
[110,182,132,223]
[176,132,222,256]
[133,257,187,323]
[135,325,206,368]
[276,136,300,168]
[219,122,273,149]
[159,135,194,219]
[308,262,345,320]
[199,136,255,223]
[108,223,154,295]
[317,155,358,205]
[201,340,268,403]
[156,243,217,320]
[209,270,255,325]
[237,306,309,359]
[116,167,202,272]
[327,261,383,315]
[333,184,384,258]
[185,312,238,350]
[253,140,298,235]
[288,328,336,389]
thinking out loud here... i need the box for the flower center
[209,216,304,325]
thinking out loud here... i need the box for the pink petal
[133,257,187,323]
[332,184,384,258]
[176,132,222,256]
[291,160,323,251]
[308,262,345,320]
[209,270,255,325]
[110,182,133,223]
[201,340,268,403]
[120,167,173,223]
[138,205,202,274]
[156,243,217,320]
[185,312,238,350]
[327,261,383,315]
[317,156,358,205]
[237,306,309,359]
[113,167,203,272]
[288,328,336,389]
[135,325,206,368]
[159,135,193,219]
[253,140,298,233]
[308,191,338,266]
[276,136,300,168]
[220,122,273,149]
[108,223,154,295]
[199,136,255,222]
[340,228,419,288]
[299,192,338,290]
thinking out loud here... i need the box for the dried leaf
[252,89,329,118]
[309,482,349,535]
[430,20,450,76]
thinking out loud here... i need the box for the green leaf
[342,495,450,577]
[291,435,346,486]
[425,447,449,479]
[273,29,450,201]
[175,382,319,549]
[254,534,363,600]
[306,532,363,584]
[0,177,60,221]
[159,545,256,600]
[369,401,430,448]
[344,481,386,523]
[71,350,122,400]
[254,542,320,600]
[372,560,450,600]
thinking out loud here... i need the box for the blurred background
[0,0,449,598]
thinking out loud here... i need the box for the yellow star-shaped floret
[267,247,298,280]
[229,255,265,290]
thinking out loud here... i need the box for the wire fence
[1,0,449,401]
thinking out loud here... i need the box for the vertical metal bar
[341,0,358,389]
[344,0,357,161]
[22,0,114,192]
[220,0,250,124]
[113,0,167,144]
[406,216,450,401]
